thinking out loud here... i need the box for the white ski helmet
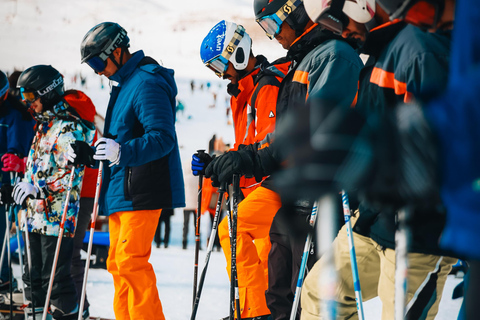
[304,0,376,34]
[200,20,252,77]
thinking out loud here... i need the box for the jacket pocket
[124,167,133,201]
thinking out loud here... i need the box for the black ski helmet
[80,22,130,64]
[17,65,64,107]
[254,0,311,38]
[0,71,8,99]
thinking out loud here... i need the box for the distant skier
[76,22,185,320]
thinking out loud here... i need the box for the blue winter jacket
[100,51,185,216]
[427,0,480,260]
[0,96,35,186]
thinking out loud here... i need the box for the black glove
[205,149,254,186]
[67,140,96,167]
[191,151,213,176]
[0,184,14,205]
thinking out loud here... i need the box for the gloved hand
[0,184,14,205]
[93,137,121,167]
[1,154,26,173]
[66,140,96,167]
[13,182,39,206]
[205,149,254,185]
[191,152,213,176]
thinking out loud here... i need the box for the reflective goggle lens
[86,55,108,73]
[20,89,37,102]
[257,14,283,39]
[206,56,229,78]
[404,1,437,29]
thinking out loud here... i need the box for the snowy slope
[1,1,464,319]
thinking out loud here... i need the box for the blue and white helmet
[200,20,252,72]
[0,71,8,98]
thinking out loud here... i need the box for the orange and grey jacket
[230,55,290,193]
[354,22,453,256]
[253,25,363,190]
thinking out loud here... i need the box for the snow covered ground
[1,0,465,319]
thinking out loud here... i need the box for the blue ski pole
[341,190,365,320]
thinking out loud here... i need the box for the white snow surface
[1,1,463,319]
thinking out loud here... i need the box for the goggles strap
[221,25,245,63]
[276,0,303,21]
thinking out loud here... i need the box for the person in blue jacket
[78,22,185,320]
[0,70,35,292]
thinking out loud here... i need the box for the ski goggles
[313,0,350,35]
[204,25,246,78]
[399,1,443,30]
[86,55,108,73]
[256,0,303,39]
[20,88,38,103]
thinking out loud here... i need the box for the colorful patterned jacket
[22,101,95,237]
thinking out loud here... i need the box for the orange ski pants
[218,186,282,318]
[107,209,165,320]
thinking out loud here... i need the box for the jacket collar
[361,20,406,57]
[109,50,145,83]
[286,24,344,62]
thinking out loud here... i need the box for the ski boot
[50,304,79,320]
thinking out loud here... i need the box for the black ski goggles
[86,55,108,73]
[314,0,350,35]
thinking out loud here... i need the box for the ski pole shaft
[190,182,226,320]
[7,172,15,318]
[341,190,365,320]
[317,193,339,320]
[290,201,318,320]
[78,162,104,320]
[395,206,411,320]
[43,168,76,320]
[231,174,241,320]
[22,208,35,319]
[192,150,205,306]
[225,192,234,320]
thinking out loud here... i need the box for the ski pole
[225,190,234,320]
[190,182,227,320]
[231,174,241,320]
[317,193,339,320]
[6,172,15,319]
[395,206,411,320]
[192,149,205,307]
[42,167,76,320]
[22,204,36,319]
[77,161,104,320]
[341,190,365,320]
[290,201,319,320]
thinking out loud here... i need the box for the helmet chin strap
[109,47,126,70]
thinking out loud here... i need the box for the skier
[203,1,363,318]
[76,22,185,320]
[193,20,290,320]
[12,65,95,319]
[62,90,99,320]
[289,1,459,319]
[0,69,35,294]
